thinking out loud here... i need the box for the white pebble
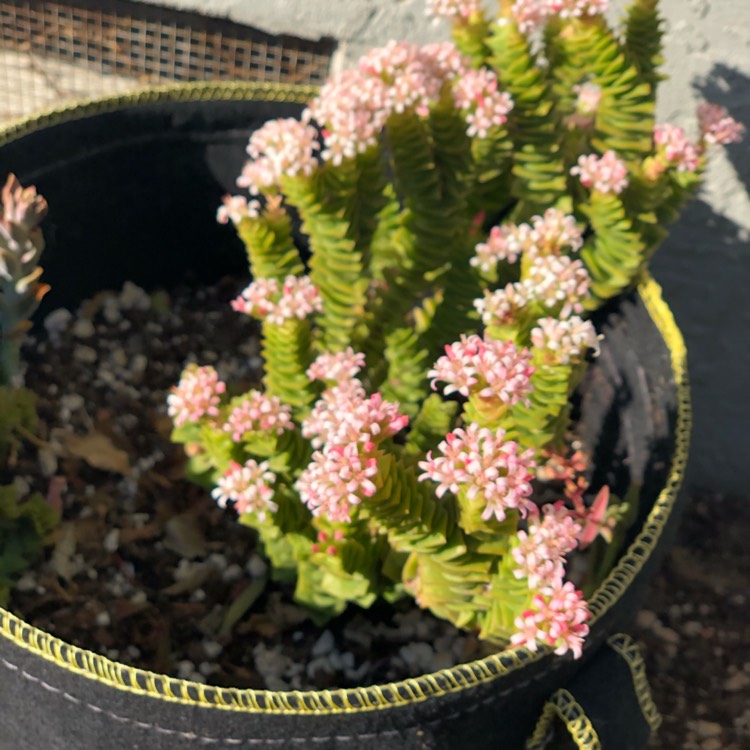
[12,476,30,497]
[246,554,268,578]
[199,662,218,677]
[203,640,223,660]
[73,345,97,364]
[44,308,73,340]
[102,300,121,324]
[311,630,335,658]
[71,318,95,338]
[60,393,85,412]
[15,573,37,592]
[398,642,436,673]
[102,529,120,553]
[306,656,334,678]
[208,553,228,572]
[119,281,150,310]
[130,354,148,374]
[95,611,111,627]
[129,590,147,606]
[190,588,206,602]
[176,660,195,680]
[221,563,244,583]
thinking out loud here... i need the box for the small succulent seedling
[0,175,59,601]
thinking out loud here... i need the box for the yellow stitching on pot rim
[526,688,602,750]
[607,634,662,733]
[0,81,691,715]
[0,81,317,145]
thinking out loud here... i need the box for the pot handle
[526,634,661,750]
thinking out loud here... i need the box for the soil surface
[632,492,750,749]
[9,278,491,692]
[5,279,748,746]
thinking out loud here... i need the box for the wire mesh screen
[0,0,334,122]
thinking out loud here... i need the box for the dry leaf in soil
[59,431,133,476]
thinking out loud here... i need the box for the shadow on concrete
[649,64,750,492]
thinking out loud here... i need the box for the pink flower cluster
[306,41,468,164]
[429,333,535,405]
[426,0,483,21]
[474,283,531,327]
[296,443,378,523]
[358,41,463,115]
[526,255,591,318]
[236,118,320,195]
[297,379,408,522]
[653,124,699,173]
[471,209,582,273]
[212,459,278,520]
[223,391,293,441]
[452,68,514,139]
[526,208,584,259]
[530,316,600,365]
[697,103,745,145]
[304,70,391,164]
[418,424,537,522]
[511,0,608,33]
[302,384,409,450]
[216,195,261,225]
[475,256,590,327]
[471,225,527,272]
[511,580,590,658]
[511,503,581,588]
[167,364,226,427]
[570,150,629,194]
[231,275,323,325]
[306,347,366,383]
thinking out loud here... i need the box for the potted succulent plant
[0,0,743,748]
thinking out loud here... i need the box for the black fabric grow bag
[0,83,689,750]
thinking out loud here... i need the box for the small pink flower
[167,364,226,427]
[307,347,366,383]
[418,423,537,522]
[530,316,600,365]
[429,334,535,406]
[216,195,261,225]
[453,68,514,139]
[511,580,590,658]
[697,103,745,145]
[573,82,602,116]
[223,391,293,441]
[236,118,320,194]
[653,124,700,172]
[512,503,582,588]
[296,443,378,523]
[211,459,277,519]
[570,150,629,194]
